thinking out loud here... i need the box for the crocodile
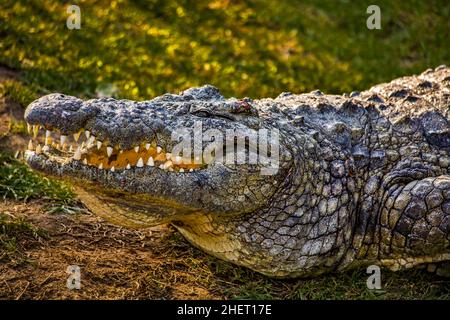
[23,66,449,278]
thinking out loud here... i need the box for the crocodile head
[24,86,289,229]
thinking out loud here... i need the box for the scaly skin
[24,66,449,278]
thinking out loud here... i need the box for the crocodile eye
[192,110,211,118]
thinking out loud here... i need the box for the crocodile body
[24,66,449,278]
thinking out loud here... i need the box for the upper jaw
[24,94,205,173]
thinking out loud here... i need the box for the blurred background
[1,0,449,103]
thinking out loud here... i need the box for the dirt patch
[0,64,19,81]
[0,199,224,299]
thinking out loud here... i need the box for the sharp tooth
[60,135,67,145]
[35,144,42,154]
[14,150,20,159]
[98,163,103,169]
[146,156,154,166]
[33,125,39,137]
[110,166,115,172]
[164,160,173,169]
[42,145,50,153]
[73,131,82,142]
[120,150,123,154]
[27,123,32,134]
[179,168,184,173]
[85,130,91,139]
[165,153,172,160]
[134,146,139,153]
[28,140,33,150]
[69,145,73,152]
[86,137,95,148]
[136,157,144,167]
[189,168,194,172]
[159,164,164,169]
[62,143,67,151]
[145,143,151,150]
[126,163,131,170]
[106,146,113,157]
[46,130,51,138]
[45,136,52,145]
[174,155,182,164]
[97,141,102,149]
[81,141,85,149]
[156,146,162,153]
[73,148,82,160]
[83,158,88,165]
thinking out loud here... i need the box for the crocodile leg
[378,176,450,270]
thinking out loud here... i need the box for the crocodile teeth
[45,136,52,145]
[147,156,154,166]
[156,146,162,153]
[42,145,50,153]
[87,136,96,147]
[165,153,172,160]
[106,146,113,157]
[174,155,182,164]
[28,140,34,150]
[35,144,42,155]
[179,168,184,173]
[119,150,123,154]
[145,143,151,150]
[83,158,87,165]
[126,163,131,170]
[27,123,32,134]
[164,160,173,169]
[98,163,103,170]
[110,166,115,172]
[85,130,91,139]
[189,168,193,172]
[73,148,82,160]
[159,164,164,169]
[69,145,73,152]
[45,130,51,138]
[33,125,39,138]
[136,157,144,167]
[60,135,67,146]
[73,131,82,142]
[97,141,102,149]
[134,146,139,153]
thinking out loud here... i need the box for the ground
[0,0,449,299]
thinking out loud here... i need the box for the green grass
[0,0,448,102]
[0,152,74,203]
[0,80,38,108]
[0,212,47,265]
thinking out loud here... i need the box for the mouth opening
[24,123,205,173]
